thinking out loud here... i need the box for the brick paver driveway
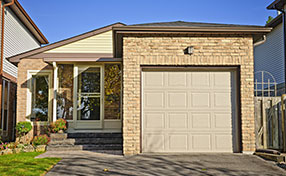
[38,151,286,176]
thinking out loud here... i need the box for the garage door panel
[144,134,165,152]
[144,91,165,109]
[214,113,232,129]
[169,134,188,151]
[192,134,212,151]
[167,72,187,87]
[167,92,188,108]
[191,93,210,108]
[213,72,231,87]
[168,113,188,129]
[144,72,164,87]
[190,72,211,87]
[214,93,231,108]
[144,112,165,129]
[191,113,211,129]
[214,134,233,152]
[142,70,236,153]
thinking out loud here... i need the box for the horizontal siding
[45,30,113,53]
[3,6,40,78]
[254,23,284,84]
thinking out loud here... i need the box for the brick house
[8,21,271,155]
[0,0,48,141]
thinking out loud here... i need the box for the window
[1,79,10,131]
[57,64,73,120]
[104,64,121,120]
[28,71,51,122]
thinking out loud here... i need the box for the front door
[73,65,103,129]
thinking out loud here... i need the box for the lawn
[0,152,61,176]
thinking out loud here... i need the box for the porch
[28,61,122,133]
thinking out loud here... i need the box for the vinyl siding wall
[45,30,113,53]
[254,23,284,84]
[2,6,40,78]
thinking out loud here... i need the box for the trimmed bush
[50,119,67,133]
[32,135,49,146]
[15,121,32,136]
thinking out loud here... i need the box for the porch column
[53,62,58,122]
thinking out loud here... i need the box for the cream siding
[3,6,41,78]
[45,30,113,53]
[254,23,284,84]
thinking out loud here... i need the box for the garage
[142,68,239,153]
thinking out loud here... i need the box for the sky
[18,0,278,44]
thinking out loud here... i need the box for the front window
[30,74,50,121]
[104,64,121,120]
[1,79,9,131]
[57,64,74,120]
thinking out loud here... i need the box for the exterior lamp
[184,46,194,55]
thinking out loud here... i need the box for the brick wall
[122,34,255,155]
[17,58,52,123]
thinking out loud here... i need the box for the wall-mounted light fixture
[184,46,194,55]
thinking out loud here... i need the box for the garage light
[184,46,194,55]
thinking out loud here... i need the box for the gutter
[0,0,15,75]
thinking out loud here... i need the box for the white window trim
[26,70,53,122]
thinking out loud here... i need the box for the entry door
[73,65,103,129]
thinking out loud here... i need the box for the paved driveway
[38,151,286,176]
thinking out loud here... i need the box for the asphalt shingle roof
[129,20,265,28]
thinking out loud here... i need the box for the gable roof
[267,0,286,10]
[113,20,271,33]
[129,20,267,28]
[8,22,125,63]
[5,0,48,44]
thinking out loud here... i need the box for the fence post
[262,98,267,148]
[281,94,286,152]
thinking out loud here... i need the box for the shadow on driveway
[39,151,286,176]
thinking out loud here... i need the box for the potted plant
[32,134,49,152]
[49,119,67,133]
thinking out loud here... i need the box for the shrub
[49,119,67,133]
[0,142,8,151]
[16,121,32,136]
[32,135,49,146]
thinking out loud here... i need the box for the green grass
[0,152,61,176]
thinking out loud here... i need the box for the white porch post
[53,62,58,122]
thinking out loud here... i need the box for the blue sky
[18,0,278,44]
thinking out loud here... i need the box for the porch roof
[8,22,125,63]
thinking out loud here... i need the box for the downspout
[253,35,267,47]
[1,0,15,76]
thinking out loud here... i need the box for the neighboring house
[8,21,271,155]
[0,0,48,141]
[254,0,286,96]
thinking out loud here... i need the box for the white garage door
[142,69,237,153]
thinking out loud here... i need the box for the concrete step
[74,138,122,145]
[49,139,76,145]
[68,133,122,138]
[82,144,123,150]
[254,152,285,163]
[50,133,67,141]
[47,145,83,151]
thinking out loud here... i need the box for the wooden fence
[255,97,284,150]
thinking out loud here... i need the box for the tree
[266,16,274,24]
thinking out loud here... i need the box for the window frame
[1,79,10,133]
[27,70,52,122]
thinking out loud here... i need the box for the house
[8,21,271,155]
[254,0,286,96]
[0,0,48,141]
